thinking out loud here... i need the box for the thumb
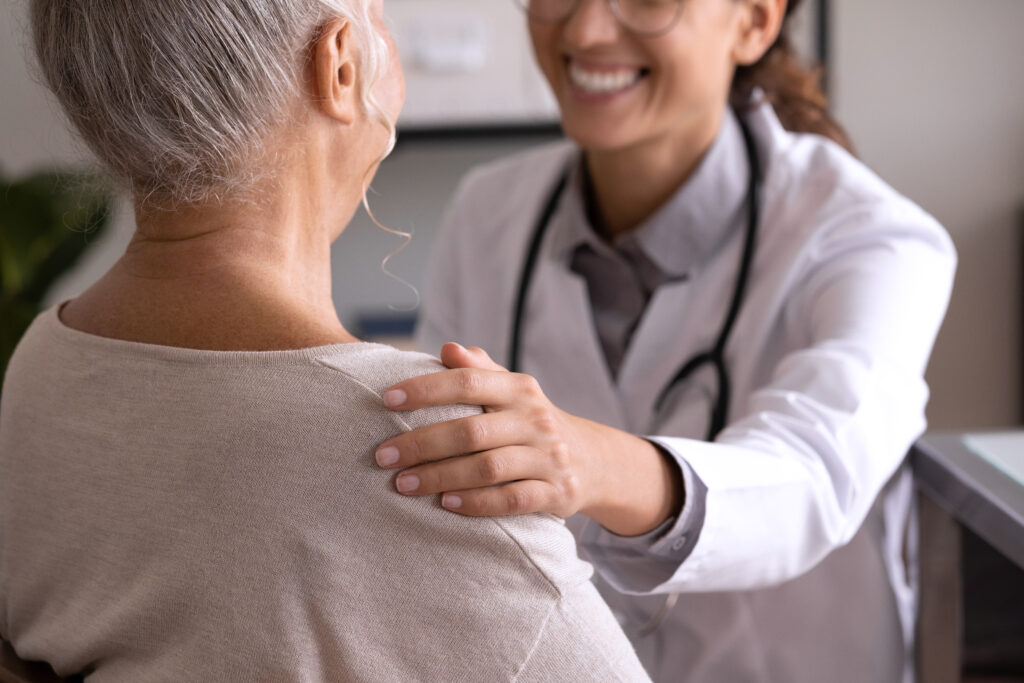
[439,342,507,372]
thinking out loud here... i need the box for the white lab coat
[417,101,956,683]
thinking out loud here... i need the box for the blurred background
[2,0,1023,679]
[3,0,1023,431]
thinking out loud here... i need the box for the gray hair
[30,0,396,206]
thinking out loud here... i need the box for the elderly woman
[0,1,650,681]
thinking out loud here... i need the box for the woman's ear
[731,0,788,67]
[314,18,358,125]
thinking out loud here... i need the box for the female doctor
[374,0,955,680]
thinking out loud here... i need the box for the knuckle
[548,441,571,470]
[457,369,482,394]
[517,373,543,398]
[506,488,534,515]
[532,408,559,437]
[459,419,488,450]
[559,474,582,503]
[477,453,507,484]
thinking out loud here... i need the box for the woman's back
[0,306,649,682]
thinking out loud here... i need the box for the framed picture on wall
[389,0,559,131]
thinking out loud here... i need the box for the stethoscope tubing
[654,113,762,439]
[510,112,762,440]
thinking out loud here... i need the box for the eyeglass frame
[513,0,687,38]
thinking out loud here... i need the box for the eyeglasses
[514,0,686,37]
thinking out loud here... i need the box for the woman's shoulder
[1,309,475,444]
[307,346,603,588]
[312,343,482,430]
[2,335,639,680]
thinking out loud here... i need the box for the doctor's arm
[382,342,684,537]
[396,207,954,593]
[641,228,955,592]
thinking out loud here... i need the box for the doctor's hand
[375,343,682,537]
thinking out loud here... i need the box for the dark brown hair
[730,0,856,155]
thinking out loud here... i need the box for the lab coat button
[671,536,687,552]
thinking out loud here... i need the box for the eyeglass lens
[515,0,685,36]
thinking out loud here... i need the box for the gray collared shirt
[551,110,751,560]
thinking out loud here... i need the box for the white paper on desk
[963,432,1024,487]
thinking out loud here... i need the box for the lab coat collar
[548,107,751,280]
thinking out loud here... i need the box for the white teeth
[568,61,643,94]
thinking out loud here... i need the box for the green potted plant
[0,170,113,387]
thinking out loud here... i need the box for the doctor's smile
[565,58,649,99]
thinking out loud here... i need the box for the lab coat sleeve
[580,204,956,595]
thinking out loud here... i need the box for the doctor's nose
[561,0,624,48]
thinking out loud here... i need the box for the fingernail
[375,446,399,467]
[383,389,406,409]
[452,342,466,351]
[442,494,462,509]
[396,474,419,493]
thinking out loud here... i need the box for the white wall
[832,0,1024,429]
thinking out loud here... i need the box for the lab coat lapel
[616,276,718,437]
[520,259,628,431]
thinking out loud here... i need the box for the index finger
[382,368,541,412]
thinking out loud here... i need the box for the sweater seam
[311,358,417,433]
[491,517,563,597]
[314,358,564,598]
[511,598,559,682]
[512,593,637,683]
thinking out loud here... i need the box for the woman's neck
[583,108,724,239]
[63,173,361,350]
[129,195,338,312]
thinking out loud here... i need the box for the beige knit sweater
[0,306,650,682]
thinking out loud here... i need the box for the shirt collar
[549,108,751,279]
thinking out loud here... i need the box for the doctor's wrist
[578,422,684,537]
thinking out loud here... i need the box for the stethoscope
[510,111,762,440]
[507,111,763,637]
